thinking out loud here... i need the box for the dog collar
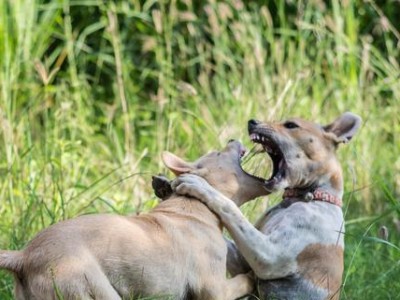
[283,188,342,207]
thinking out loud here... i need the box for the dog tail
[0,250,23,273]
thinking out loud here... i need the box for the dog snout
[226,139,241,150]
[248,119,261,132]
[226,140,246,155]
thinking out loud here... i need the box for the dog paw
[171,174,214,202]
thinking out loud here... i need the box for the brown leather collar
[283,188,342,207]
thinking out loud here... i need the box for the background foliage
[1,0,399,298]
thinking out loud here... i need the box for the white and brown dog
[172,113,361,299]
[0,141,268,300]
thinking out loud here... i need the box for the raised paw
[171,174,215,203]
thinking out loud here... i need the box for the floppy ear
[162,151,193,176]
[323,112,362,144]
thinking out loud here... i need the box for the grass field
[1,0,399,299]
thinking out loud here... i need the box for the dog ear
[323,112,362,144]
[162,151,193,175]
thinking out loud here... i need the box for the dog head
[162,140,269,205]
[247,112,361,196]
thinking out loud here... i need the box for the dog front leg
[173,174,297,279]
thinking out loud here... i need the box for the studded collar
[283,188,342,207]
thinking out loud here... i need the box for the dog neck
[153,195,223,229]
[282,187,342,207]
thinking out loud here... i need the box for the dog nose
[227,139,239,148]
[248,119,260,132]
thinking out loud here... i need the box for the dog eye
[283,121,299,129]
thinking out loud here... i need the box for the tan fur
[0,141,268,300]
[297,243,344,299]
[172,112,361,300]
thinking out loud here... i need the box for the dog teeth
[250,133,259,142]
[279,159,284,168]
[250,133,265,143]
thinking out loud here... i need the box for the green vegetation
[1,0,399,298]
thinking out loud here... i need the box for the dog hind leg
[82,268,122,300]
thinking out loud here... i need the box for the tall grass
[0,0,399,298]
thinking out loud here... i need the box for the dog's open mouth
[249,132,286,188]
[230,140,266,183]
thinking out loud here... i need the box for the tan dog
[172,113,361,300]
[0,140,268,300]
